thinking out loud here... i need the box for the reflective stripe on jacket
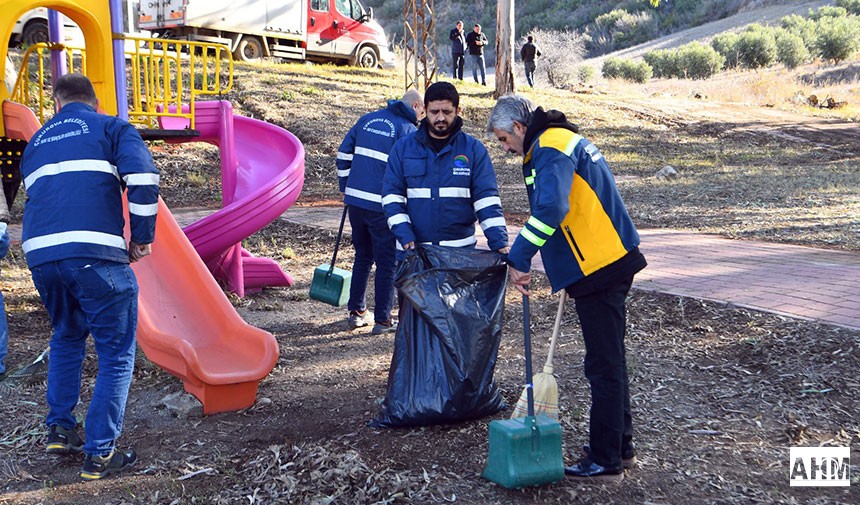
[382,122,507,252]
[507,128,641,292]
[337,100,418,212]
[21,102,159,268]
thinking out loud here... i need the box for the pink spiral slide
[167,100,306,297]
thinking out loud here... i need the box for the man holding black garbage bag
[372,82,509,428]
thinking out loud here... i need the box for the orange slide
[3,100,279,414]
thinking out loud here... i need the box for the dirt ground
[1,59,859,504]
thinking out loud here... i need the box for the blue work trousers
[573,275,634,470]
[31,258,138,456]
[471,54,486,84]
[348,206,397,323]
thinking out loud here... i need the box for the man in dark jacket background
[337,89,424,335]
[520,35,542,88]
[449,20,466,80]
[464,24,488,85]
[487,94,647,483]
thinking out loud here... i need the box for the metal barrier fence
[10,35,234,129]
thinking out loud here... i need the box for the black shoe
[564,458,624,482]
[80,448,137,480]
[582,444,637,469]
[46,424,84,455]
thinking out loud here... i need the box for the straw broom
[511,291,566,419]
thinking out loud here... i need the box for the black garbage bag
[370,245,508,428]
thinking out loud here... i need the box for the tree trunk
[494,0,515,98]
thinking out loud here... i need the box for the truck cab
[139,0,392,67]
[306,0,391,68]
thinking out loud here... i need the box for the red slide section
[2,100,279,414]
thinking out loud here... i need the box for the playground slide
[164,101,306,297]
[130,202,280,415]
[2,101,280,415]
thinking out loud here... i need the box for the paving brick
[70,207,860,332]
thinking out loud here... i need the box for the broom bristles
[510,371,559,419]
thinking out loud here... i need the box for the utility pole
[494,0,515,98]
[403,0,437,91]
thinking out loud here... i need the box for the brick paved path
[275,205,860,331]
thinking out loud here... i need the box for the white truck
[138,0,393,67]
[9,7,84,47]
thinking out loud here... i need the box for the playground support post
[109,0,128,120]
[48,9,67,85]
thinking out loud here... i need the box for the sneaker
[582,444,637,469]
[371,319,397,335]
[46,424,84,455]
[80,448,137,480]
[347,310,372,329]
[564,457,624,482]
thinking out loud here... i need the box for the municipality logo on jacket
[789,447,850,486]
[452,154,470,176]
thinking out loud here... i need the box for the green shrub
[643,49,680,78]
[710,33,741,69]
[602,57,624,79]
[587,9,658,56]
[576,65,596,84]
[836,0,860,15]
[775,31,809,69]
[602,57,652,83]
[625,60,653,83]
[736,25,777,69]
[677,42,724,79]
[815,14,860,64]
[780,14,817,52]
[809,6,848,20]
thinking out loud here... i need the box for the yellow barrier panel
[10,36,233,129]
[11,42,86,123]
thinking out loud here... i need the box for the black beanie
[424,82,459,108]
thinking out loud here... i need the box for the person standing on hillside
[449,20,466,80]
[465,24,489,85]
[20,74,159,481]
[382,82,508,258]
[520,35,542,88]
[337,89,425,335]
[487,95,647,482]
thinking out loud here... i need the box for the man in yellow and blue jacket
[487,95,646,483]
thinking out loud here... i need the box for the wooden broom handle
[544,291,567,369]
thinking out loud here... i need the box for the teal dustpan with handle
[483,293,564,488]
[309,205,351,306]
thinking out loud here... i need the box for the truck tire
[234,37,264,62]
[22,20,49,46]
[355,46,379,68]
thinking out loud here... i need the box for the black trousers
[573,275,634,470]
[452,53,465,79]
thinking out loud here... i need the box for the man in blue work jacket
[487,94,647,483]
[382,82,508,258]
[21,74,159,481]
[337,89,424,335]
